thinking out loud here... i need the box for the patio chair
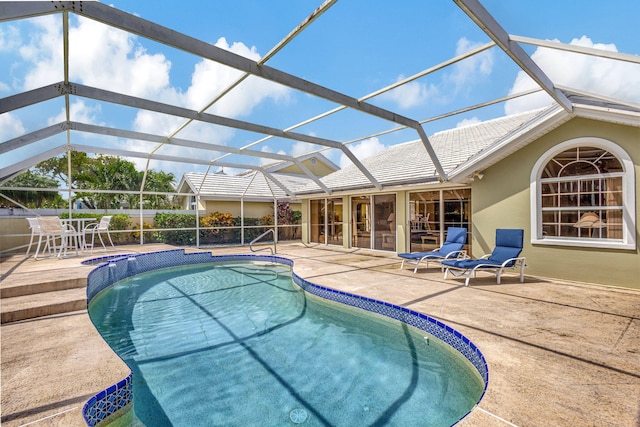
[84,216,115,253]
[441,228,526,286]
[25,217,47,258]
[398,227,468,273]
[34,216,82,259]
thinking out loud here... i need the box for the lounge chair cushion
[398,227,467,260]
[398,251,430,260]
[441,258,501,269]
[397,241,465,261]
[445,227,467,245]
[487,229,524,266]
[439,242,464,256]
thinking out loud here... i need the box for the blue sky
[1,0,639,180]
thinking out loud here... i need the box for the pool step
[1,288,87,323]
[1,276,87,298]
[1,269,90,324]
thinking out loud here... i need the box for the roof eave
[447,105,570,182]
[295,175,442,197]
[572,104,640,128]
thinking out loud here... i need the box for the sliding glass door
[310,199,325,244]
[351,194,396,251]
[327,198,343,245]
[310,198,344,245]
[351,196,371,248]
[373,194,396,251]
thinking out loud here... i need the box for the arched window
[530,138,636,249]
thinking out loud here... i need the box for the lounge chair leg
[106,230,115,249]
[33,235,44,260]
[25,235,35,258]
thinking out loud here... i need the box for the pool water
[88,262,483,426]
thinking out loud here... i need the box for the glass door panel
[373,194,396,251]
[408,191,440,252]
[327,198,343,245]
[310,199,325,243]
[351,196,371,249]
[443,189,471,253]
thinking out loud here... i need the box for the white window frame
[530,137,636,250]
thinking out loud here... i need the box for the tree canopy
[1,170,65,208]
[2,152,177,209]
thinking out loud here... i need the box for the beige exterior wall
[301,200,310,244]
[1,217,31,252]
[472,117,639,289]
[203,200,302,218]
[276,158,335,177]
[341,195,350,249]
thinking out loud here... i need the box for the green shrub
[154,212,196,245]
[199,211,236,244]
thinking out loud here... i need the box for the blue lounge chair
[441,228,526,286]
[398,227,468,273]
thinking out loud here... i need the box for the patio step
[1,287,87,323]
[0,275,87,298]
[0,267,91,324]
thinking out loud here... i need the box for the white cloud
[380,37,493,110]
[130,36,292,172]
[20,15,63,89]
[291,141,320,157]
[47,100,102,126]
[258,146,286,166]
[0,112,26,141]
[69,17,173,99]
[17,16,290,129]
[505,36,640,115]
[0,24,21,52]
[340,137,385,168]
[456,117,481,128]
[188,37,290,117]
[447,37,494,92]
[380,77,438,109]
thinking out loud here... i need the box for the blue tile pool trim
[82,249,488,426]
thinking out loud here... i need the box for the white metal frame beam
[71,122,333,194]
[0,2,450,185]
[454,0,573,113]
[0,81,379,190]
[511,35,640,65]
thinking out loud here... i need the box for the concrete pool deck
[1,242,639,426]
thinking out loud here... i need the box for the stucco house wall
[471,117,639,289]
[202,200,302,218]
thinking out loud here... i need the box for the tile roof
[301,107,550,194]
[181,171,320,201]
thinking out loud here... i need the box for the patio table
[61,217,96,252]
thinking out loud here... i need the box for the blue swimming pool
[83,251,487,426]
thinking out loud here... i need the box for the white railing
[249,229,276,254]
